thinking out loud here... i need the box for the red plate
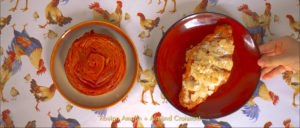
[155,12,261,118]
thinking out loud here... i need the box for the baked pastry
[179,24,234,109]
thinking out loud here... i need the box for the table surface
[0,0,299,127]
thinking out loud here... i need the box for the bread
[179,24,234,109]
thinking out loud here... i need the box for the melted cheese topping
[180,24,234,109]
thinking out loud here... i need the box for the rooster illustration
[178,123,187,128]
[151,112,164,128]
[137,12,160,38]
[92,109,107,117]
[202,119,231,128]
[111,118,120,128]
[30,79,56,111]
[242,81,279,120]
[131,116,144,128]
[194,0,208,13]
[194,0,219,13]
[138,65,159,105]
[9,0,28,12]
[0,24,46,102]
[148,0,161,5]
[238,4,264,45]
[39,0,72,28]
[0,15,12,34]
[48,108,81,128]
[0,51,15,102]
[160,26,165,35]
[25,120,36,128]
[11,24,46,74]
[286,14,300,40]
[1,109,15,128]
[282,71,300,107]
[264,121,272,128]
[283,118,294,128]
[89,1,123,27]
[260,3,274,36]
[263,119,295,128]
[155,0,176,14]
[160,93,167,103]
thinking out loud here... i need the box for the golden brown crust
[180,24,234,109]
[179,88,204,109]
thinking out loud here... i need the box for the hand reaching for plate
[258,36,300,80]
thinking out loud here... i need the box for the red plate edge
[154,12,261,119]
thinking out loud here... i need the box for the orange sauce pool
[64,30,126,95]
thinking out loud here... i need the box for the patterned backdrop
[0,0,299,127]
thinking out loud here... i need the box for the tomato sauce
[64,30,126,95]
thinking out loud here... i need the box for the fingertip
[258,43,266,49]
[263,66,286,80]
[262,75,270,80]
[257,59,265,66]
[261,73,268,80]
[259,54,286,67]
[260,67,272,80]
[259,39,280,54]
[258,43,271,53]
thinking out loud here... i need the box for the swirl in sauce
[64,30,126,95]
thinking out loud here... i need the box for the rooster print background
[0,0,299,127]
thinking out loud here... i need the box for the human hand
[257,36,300,80]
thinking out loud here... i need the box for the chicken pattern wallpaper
[9,0,29,12]
[0,0,299,127]
[263,118,295,128]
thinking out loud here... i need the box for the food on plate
[64,30,126,95]
[179,24,235,109]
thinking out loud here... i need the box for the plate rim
[154,12,261,119]
[50,21,139,110]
